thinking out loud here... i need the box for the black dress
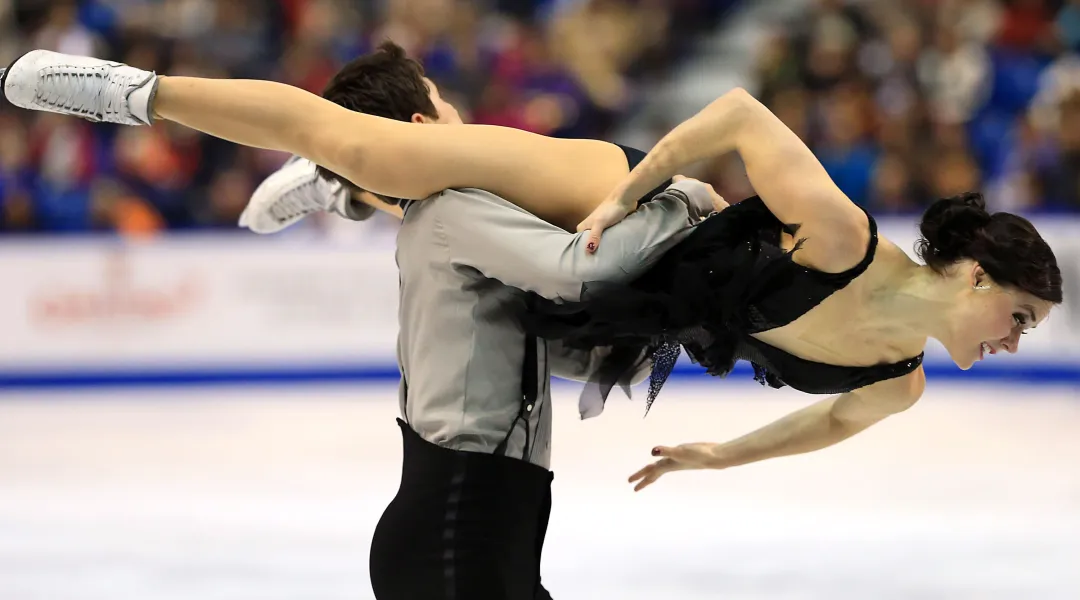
[522,195,924,416]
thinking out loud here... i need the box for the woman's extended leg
[2,49,629,230]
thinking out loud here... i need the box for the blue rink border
[0,362,1077,391]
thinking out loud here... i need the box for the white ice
[1,381,1078,599]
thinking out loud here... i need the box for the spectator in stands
[750,0,1080,215]
[0,0,716,233]
[5,0,1080,232]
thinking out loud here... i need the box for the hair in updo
[915,192,1062,303]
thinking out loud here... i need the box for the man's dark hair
[314,41,439,195]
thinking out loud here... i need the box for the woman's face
[941,265,1053,370]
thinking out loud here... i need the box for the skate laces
[37,64,147,122]
[269,178,324,223]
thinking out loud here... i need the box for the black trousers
[370,419,555,600]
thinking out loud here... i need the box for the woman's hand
[576,183,640,254]
[627,442,723,492]
[578,175,727,253]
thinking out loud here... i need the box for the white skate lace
[269,178,324,223]
[37,64,150,123]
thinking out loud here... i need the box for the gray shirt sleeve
[434,184,698,303]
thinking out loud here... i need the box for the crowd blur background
[1,6,1077,597]
[1,0,1080,236]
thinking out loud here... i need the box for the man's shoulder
[421,188,523,217]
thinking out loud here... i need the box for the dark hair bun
[914,192,1061,303]
[916,192,992,269]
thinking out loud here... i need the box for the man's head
[315,41,462,194]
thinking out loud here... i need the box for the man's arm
[540,177,722,382]
[435,179,711,302]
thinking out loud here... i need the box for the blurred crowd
[737,0,1080,215]
[4,0,1080,237]
[0,0,726,235]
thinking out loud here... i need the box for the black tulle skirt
[521,196,800,414]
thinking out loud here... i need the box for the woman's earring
[974,284,991,290]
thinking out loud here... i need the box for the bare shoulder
[858,231,921,281]
[793,207,873,273]
[874,233,919,266]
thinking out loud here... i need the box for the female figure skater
[1,50,1062,484]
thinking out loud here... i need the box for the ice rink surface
[1,381,1078,599]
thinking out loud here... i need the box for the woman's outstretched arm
[152,76,630,230]
[627,368,926,491]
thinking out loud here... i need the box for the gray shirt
[394,183,702,469]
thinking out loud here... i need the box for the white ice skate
[1,50,157,125]
[239,155,374,234]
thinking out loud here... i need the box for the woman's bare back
[750,234,926,368]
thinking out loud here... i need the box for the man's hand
[670,175,728,221]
